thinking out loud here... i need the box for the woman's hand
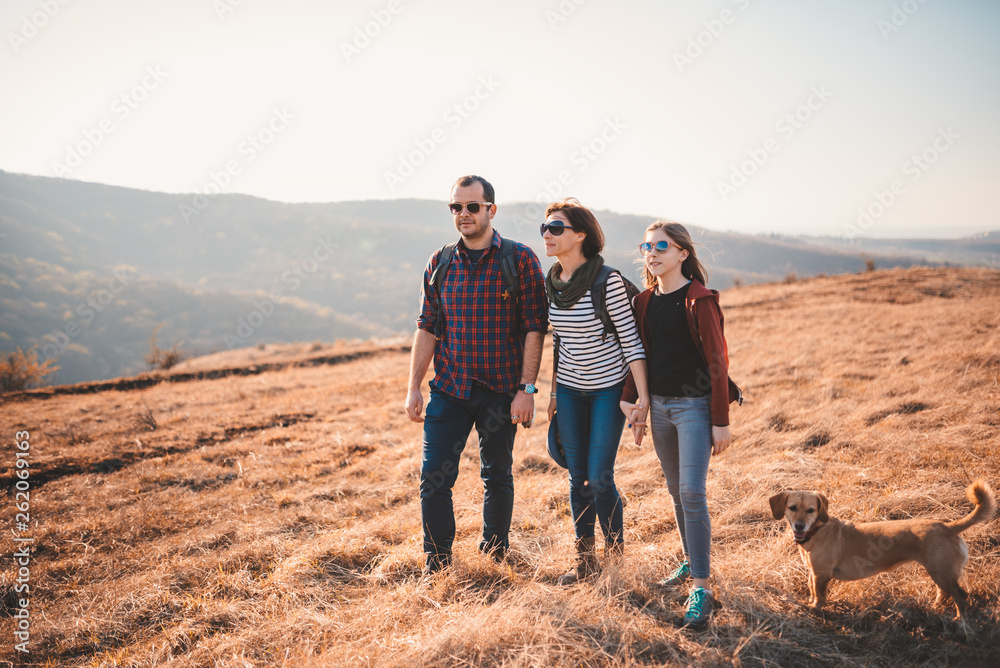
[620,400,639,424]
[621,400,649,445]
[547,396,557,421]
[712,425,731,456]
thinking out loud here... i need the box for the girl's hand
[547,396,557,422]
[631,421,646,445]
[712,425,731,456]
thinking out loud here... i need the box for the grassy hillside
[2,267,998,666]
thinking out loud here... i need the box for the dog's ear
[768,491,789,520]
[816,492,829,523]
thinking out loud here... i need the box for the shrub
[0,346,59,393]
[135,403,158,431]
[144,323,185,371]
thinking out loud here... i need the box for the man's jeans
[555,380,627,545]
[419,384,516,566]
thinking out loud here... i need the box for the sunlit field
[2,267,998,667]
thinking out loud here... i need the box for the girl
[542,198,650,584]
[620,221,734,629]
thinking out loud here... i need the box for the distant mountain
[1,170,989,385]
[791,234,1000,268]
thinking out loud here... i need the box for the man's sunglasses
[449,201,491,214]
[539,220,577,236]
[639,240,680,255]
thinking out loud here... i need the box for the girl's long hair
[640,221,708,290]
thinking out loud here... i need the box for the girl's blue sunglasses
[639,240,679,255]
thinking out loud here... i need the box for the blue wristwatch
[518,383,537,394]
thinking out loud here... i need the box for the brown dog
[769,480,996,619]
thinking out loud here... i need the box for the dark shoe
[558,536,599,585]
[422,553,451,576]
[682,587,714,629]
[479,539,508,562]
[604,541,624,563]
[656,560,691,588]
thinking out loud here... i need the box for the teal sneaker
[682,587,714,629]
[656,560,691,587]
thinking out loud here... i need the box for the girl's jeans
[649,394,713,579]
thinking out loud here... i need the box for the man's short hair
[453,175,495,205]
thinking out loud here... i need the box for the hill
[0,170,971,385]
[1,266,998,666]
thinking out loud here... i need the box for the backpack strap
[429,243,457,339]
[498,237,520,303]
[590,265,616,342]
[552,331,561,377]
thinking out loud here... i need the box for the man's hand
[712,425,731,456]
[510,390,535,427]
[405,388,424,423]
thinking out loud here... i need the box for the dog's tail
[946,479,997,534]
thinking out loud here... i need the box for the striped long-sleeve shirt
[550,270,645,390]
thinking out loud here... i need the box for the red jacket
[621,280,736,426]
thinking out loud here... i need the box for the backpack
[552,265,640,373]
[428,237,519,339]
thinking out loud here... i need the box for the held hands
[620,399,649,445]
[404,388,424,423]
[712,425,731,456]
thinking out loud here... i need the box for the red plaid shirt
[417,230,547,400]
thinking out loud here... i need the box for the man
[404,175,547,573]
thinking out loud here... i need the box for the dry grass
[1,267,998,667]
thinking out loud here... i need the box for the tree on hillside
[0,346,60,393]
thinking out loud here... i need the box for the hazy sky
[2,0,998,238]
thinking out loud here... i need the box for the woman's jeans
[556,380,627,546]
[649,395,713,579]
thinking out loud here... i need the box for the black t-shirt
[465,247,486,264]
[647,282,710,398]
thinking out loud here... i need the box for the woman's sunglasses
[449,201,491,214]
[539,221,577,236]
[639,240,680,255]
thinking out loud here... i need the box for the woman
[620,221,734,629]
[542,198,650,584]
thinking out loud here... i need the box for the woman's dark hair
[453,175,495,204]
[545,198,604,258]
[640,221,708,289]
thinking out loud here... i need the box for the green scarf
[546,255,605,309]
